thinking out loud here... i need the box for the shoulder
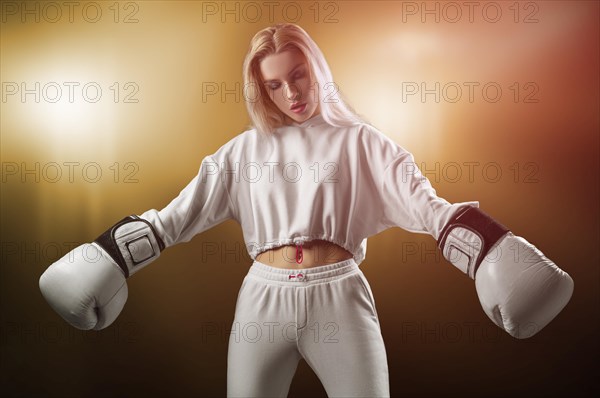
[354,122,405,160]
[209,126,260,162]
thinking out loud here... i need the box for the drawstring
[296,243,303,264]
[291,237,305,264]
[288,272,304,280]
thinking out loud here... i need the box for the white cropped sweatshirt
[139,113,479,266]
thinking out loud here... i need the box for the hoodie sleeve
[380,146,480,240]
[136,150,237,249]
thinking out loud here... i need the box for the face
[259,49,320,124]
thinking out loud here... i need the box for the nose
[284,83,301,102]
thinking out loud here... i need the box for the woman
[39,23,573,398]
[221,24,479,397]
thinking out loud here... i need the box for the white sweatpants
[227,258,390,397]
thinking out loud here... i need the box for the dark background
[2,1,598,397]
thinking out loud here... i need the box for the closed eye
[265,71,305,90]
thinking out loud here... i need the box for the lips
[290,102,306,110]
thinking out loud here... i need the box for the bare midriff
[255,239,353,269]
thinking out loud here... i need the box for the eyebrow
[263,63,305,84]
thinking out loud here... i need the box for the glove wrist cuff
[437,205,510,279]
[94,215,165,278]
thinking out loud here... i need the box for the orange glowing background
[1,1,598,397]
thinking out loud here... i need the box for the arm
[381,147,573,339]
[380,149,479,239]
[39,153,236,330]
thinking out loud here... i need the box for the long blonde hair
[242,23,367,135]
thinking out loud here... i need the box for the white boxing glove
[437,206,574,339]
[39,215,164,330]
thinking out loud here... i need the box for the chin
[288,113,306,123]
[299,108,317,120]
[284,104,316,123]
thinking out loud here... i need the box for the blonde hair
[242,23,367,136]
